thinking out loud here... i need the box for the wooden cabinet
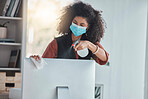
[0,72,21,93]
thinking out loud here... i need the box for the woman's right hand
[30,55,41,61]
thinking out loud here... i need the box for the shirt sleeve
[92,42,109,65]
[42,39,57,58]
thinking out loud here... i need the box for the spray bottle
[72,38,89,57]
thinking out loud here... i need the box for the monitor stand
[56,86,70,99]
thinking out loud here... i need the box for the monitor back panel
[22,58,95,99]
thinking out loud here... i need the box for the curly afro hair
[57,1,106,44]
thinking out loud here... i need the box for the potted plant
[0,21,9,39]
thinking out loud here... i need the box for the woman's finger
[37,55,41,60]
[30,55,33,58]
[33,57,37,61]
[74,40,88,51]
[30,55,41,61]
[30,55,35,59]
[75,41,87,51]
[75,42,81,51]
[33,55,38,61]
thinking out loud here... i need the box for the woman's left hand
[74,40,89,51]
[74,40,107,61]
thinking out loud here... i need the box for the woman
[30,1,109,65]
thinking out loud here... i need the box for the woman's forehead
[73,16,88,24]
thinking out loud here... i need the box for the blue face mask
[70,22,87,36]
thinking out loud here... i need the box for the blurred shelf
[0,43,21,46]
[0,16,22,20]
[0,68,21,71]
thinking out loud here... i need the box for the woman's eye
[73,22,77,24]
[80,24,86,27]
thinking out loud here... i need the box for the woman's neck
[71,33,82,42]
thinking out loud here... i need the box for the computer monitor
[22,58,95,99]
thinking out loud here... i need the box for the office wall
[84,0,147,99]
[144,2,148,99]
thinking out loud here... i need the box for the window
[26,0,74,57]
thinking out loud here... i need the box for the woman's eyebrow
[80,23,87,26]
[74,20,77,23]
[74,20,86,25]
